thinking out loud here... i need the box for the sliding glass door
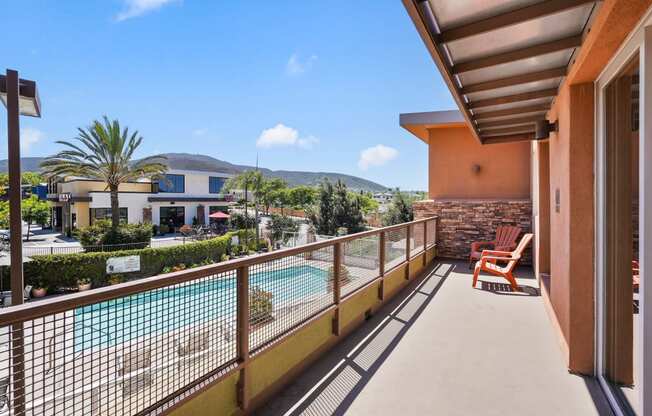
[597,18,652,416]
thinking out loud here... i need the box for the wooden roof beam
[476,115,545,129]
[452,35,582,74]
[461,67,566,94]
[473,103,551,120]
[439,0,596,43]
[469,88,557,109]
[482,133,536,145]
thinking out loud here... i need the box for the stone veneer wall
[413,199,533,265]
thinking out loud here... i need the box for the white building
[48,169,234,233]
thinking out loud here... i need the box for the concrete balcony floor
[255,260,612,416]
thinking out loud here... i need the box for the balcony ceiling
[406,0,601,144]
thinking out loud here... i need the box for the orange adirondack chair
[472,233,533,290]
[633,260,640,291]
[469,225,522,269]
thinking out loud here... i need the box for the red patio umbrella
[209,211,230,219]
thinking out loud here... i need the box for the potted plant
[249,286,273,326]
[77,277,92,292]
[107,274,125,286]
[31,280,47,298]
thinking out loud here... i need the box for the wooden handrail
[0,217,437,326]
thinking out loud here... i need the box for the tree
[288,185,317,208]
[223,170,264,245]
[267,214,299,247]
[309,179,365,235]
[382,190,415,226]
[21,196,50,240]
[259,178,287,214]
[21,172,44,186]
[41,117,167,231]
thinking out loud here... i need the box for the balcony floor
[255,260,613,416]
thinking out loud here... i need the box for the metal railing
[0,217,437,415]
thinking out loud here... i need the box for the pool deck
[254,260,614,416]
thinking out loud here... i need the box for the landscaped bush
[76,220,153,251]
[249,286,273,325]
[19,232,234,291]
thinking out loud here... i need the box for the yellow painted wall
[59,180,151,195]
[249,310,335,398]
[172,252,437,415]
[409,254,425,279]
[384,264,407,297]
[340,282,380,329]
[73,202,90,228]
[168,372,240,416]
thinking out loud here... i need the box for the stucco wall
[427,127,531,199]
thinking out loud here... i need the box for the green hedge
[0,229,264,292]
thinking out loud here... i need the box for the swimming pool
[74,265,328,351]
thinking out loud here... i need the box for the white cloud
[286,53,318,75]
[256,123,319,149]
[358,145,398,171]
[115,0,179,22]
[192,128,207,137]
[20,128,43,156]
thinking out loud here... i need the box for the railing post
[405,224,411,280]
[378,231,385,301]
[332,242,342,336]
[236,266,250,411]
[423,220,428,267]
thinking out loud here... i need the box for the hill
[0,153,388,192]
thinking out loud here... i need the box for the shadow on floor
[254,262,455,416]
[478,281,540,296]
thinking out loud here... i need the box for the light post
[1,69,41,306]
[1,69,40,414]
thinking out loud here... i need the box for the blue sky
[3,0,456,190]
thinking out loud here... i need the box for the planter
[77,283,92,292]
[32,287,47,298]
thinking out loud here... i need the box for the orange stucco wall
[540,0,652,376]
[427,127,531,200]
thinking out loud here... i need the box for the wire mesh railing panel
[426,219,436,248]
[248,246,334,352]
[410,223,425,258]
[341,234,380,297]
[384,227,407,272]
[1,270,238,416]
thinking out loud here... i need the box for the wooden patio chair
[633,260,640,291]
[469,225,522,269]
[472,233,533,291]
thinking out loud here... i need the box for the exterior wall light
[472,164,482,175]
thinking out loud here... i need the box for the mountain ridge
[0,153,388,192]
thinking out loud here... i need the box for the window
[90,208,128,225]
[160,206,185,228]
[209,177,226,194]
[159,174,185,193]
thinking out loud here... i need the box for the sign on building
[58,193,72,202]
[106,255,141,274]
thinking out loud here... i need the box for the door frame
[595,9,652,415]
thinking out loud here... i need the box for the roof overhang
[402,0,601,144]
[400,110,466,143]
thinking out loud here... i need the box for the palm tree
[41,117,167,230]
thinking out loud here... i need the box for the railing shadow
[254,261,455,416]
[478,281,540,296]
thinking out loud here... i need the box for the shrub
[249,286,273,325]
[229,212,256,230]
[17,233,234,291]
[326,265,352,292]
[76,220,153,251]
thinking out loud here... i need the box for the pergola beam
[452,35,582,74]
[482,133,536,145]
[439,0,595,43]
[461,67,566,94]
[480,125,535,136]
[476,115,545,129]
[473,103,550,120]
[469,88,557,109]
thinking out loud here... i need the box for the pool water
[74,265,328,351]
